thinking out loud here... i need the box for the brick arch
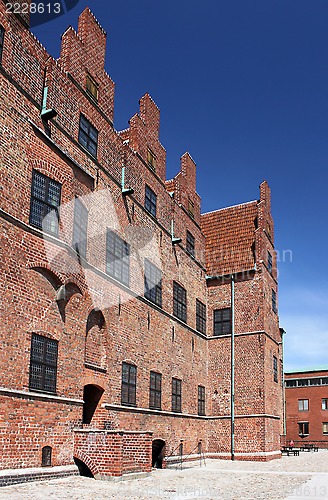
[85,309,107,368]
[73,450,99,477]
[28,265,64,291]
[29,159,67,184]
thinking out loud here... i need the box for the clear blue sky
[32,0,328,371]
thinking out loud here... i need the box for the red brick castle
[0,3,284,480]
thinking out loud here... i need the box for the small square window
[147,148,156,171]
[322,399,328,410]
[106,230,130,286]
[144,259,162,307]
[29,170,61,235]
[173,282,187,323]
[273,355,278,383]
[298,422,309,436]
[86,73,99,101]
[268,251,273,274]
[72,198,88,258]
[145,185,157,217]
[323,422,328,434]
[213,308,231,336]
[272,289,277,313]
[0,25,5,65]
[29,334,58,394]
[298,399,309,411]
[198,385,205,416]
[172,378,182,413]
[78,114,98,158]
[186,231,195,257]
[121,363,136,406]
[196,299,206,334]
[188,198,194,218]
[149,371,161,410]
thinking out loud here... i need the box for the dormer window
[86,73,99,102]
[147,148,156,171]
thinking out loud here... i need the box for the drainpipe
[231,274,235,461]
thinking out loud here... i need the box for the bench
[281,447,300,456]
[301,444,318,452]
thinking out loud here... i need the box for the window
[149,371,161,410]
[30,170,61,235]
[147,148,156,171]
[298,399,309,411]
[298,379,309,387]
[121,362,136,406]
[86,73,98,101]
[186,231,195,257]
[144,259,162,307]
[309,378,321,386]
[273,355,278,383]
[145,185,157,217]
[42,446,52,467]
[298,422,309,436]
[196,299,206,334]
[106,230,130,285]
[188,198,194,218]
[173,282,187,323]
[29,334,58,394]
[268,251,272,274]
[213,308,231,336]
[285,380,297,387]
[172,378,182,413]
[272,289,277,313]
[0,25,4,65]
[323,423,328,434]
[72,198,88,258]
[198,385,205,416]
[322,399,328,410]
[78,114,98,157]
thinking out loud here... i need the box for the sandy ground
[0,450,328,499]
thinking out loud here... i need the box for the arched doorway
[152,439,165,468]
[82,384,104,425]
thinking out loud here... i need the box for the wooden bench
[281,447,300,456]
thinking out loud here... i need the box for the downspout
[231,274,235,460]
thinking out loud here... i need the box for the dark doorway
[82,384,104,424]
[41,446,52,467]
[74,456,94,477]
[152,439,165,468]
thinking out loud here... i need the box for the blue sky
[32,0,328,371]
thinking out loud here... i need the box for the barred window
[145,185,157,217]
[273,355,278,383]
[72,198,88,258]
[78,114,98,157]
[121,362,137,406]
[196,299,206,334]
[144,259,162,307]
[0,25,4,65]
[268,251,273,274]
[173,282,187,323]
[172,378,182,413]
[213,308,231,336]
[186,231,195,257]
[86,73,99,101]
[198,385,205,416]
[149,371,162,410]
[106,230,130,285]
[29,334,58,394]
[29,170,61,235]
[147,148,156,171]
[272,289,277,313]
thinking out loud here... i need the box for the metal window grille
[213,308,231,336]
[78,114,98,157]
[272,289,277,313]
[149,371,162,410]
[198,385,205,416]
[145,185,157,217]
[273,355,278,383]
[144,259,162,307]
[173,282,187,323]
[268,251,272,273]
[29,334,58,393]
[196,299,206,334]
[30,170,61,235]
[186,231,195,257]
[106,230,130,285]
[172,378,182,413]
[121,363,137,406]
[72,198,88,258]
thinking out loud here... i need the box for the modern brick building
[0,3,284,478]
[284,369,328,448]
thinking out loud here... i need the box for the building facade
[284,369,328,448]
[0,4,283,477]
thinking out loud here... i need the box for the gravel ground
[0,451,328,499]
